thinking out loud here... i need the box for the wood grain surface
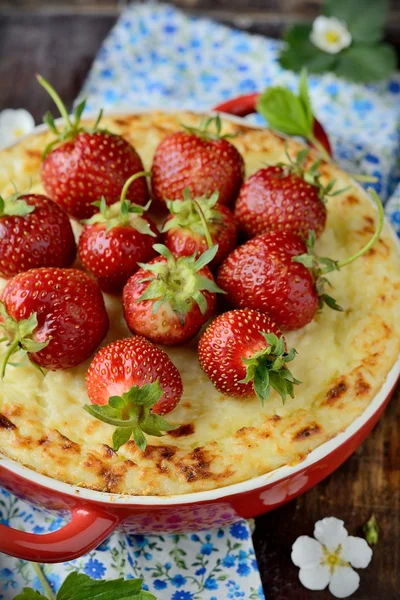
[0,8,399,599]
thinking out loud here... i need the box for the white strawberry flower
[0,109,35,149]
[310,16,352,54]
[292,517,373,598]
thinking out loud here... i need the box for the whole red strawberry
[162,189,237,269]
[234,150,334,240]
[0,268,109,375]
[123,244,223,345]
[38,76,148,220]
[79,172,159,293]
[217,230,319,330]
[84,336,182,451]
[151,116,245,207]
[0,193,76,278]
[198,309,299,403]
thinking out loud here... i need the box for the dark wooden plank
[0,14,116,119]
[0,11,399,600]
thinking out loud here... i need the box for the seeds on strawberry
[162,189,237,269]
[37,76,148,220]
[0,193,76,278]
[84,336,182,451]
[198,309,300,403]
[234,165,327,239]
[218,190,384,330]
[0,268,109,375]
[78,172,159,293]
[123,244,224,345]
[151,116,245,207]
[234,148,346,240]
[217,230,319,330]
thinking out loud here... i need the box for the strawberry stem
[0,338,19,379]
[119,171,150,205]
[37,75,73,130]
[31,563,55,600]
[326,188,384,272]
[191,198,213,249]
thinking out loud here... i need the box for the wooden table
[0,11,399,600]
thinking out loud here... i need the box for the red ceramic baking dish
[0,105,399,564]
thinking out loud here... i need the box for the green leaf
[283,23,313,47]
[335,44,397,83]
[140,412,178,437]
[279,42,338,75]
[298,68,313,128]
[192,290,208,316]
[13,590,48,600]
[129,381,163,408]
[18,312,39,338]
[253,366,270,406]
[113,427,133,451]
[56,572,156,600]
[132,427,147,452]
[193,245,218,270]
[324,0,389,43]
[256,84,313,138]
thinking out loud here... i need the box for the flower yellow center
[322,545,349,574]
[13,127,25,137]
[325,30,340,44]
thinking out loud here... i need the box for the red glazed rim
[1,109,399,507]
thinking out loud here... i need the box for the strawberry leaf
[83,380,176,451]
[56,572,156,599]
[324,0,389,44]
[0,194,35,218]
[256,84,313,139]
[14,590,48,600]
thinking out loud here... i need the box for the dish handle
[0,505,119,563]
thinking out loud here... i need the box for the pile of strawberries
[0,77,382,452]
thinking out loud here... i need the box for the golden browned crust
[0,111,399,496]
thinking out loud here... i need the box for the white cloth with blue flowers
[1,2,400,598]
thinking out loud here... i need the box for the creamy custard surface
[0,112,399,495]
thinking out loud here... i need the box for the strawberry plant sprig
[257,69,377,184]
[279,0,396,83]
[14,569,156,600]
[293,188,384,311]
[37,75,106,158]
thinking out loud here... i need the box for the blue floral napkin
[1,2,400,598]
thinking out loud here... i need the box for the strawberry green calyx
[83,381,176,451]
[278,145,348,203]
[182,115,235,141]
[293,188,385,311]
[0,193,35,218]
[0,302,48,378]
[37,75,106,158]
[83,172,155,235]
[162,188,222,248]
[137,244,225,320]
[240,333,300,405]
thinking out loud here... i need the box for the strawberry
[151,116,245,207]
[38,76,148,220]
[218,187,384,331]
[162,189,237,269]
[216,230,319,330]
[0,268,109,375]
[0,192,76,278]
[122,244,224,345]
[198,309,300,403]
[234,149,343,240]
[78,172,159,293]
[84,336,182,451]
